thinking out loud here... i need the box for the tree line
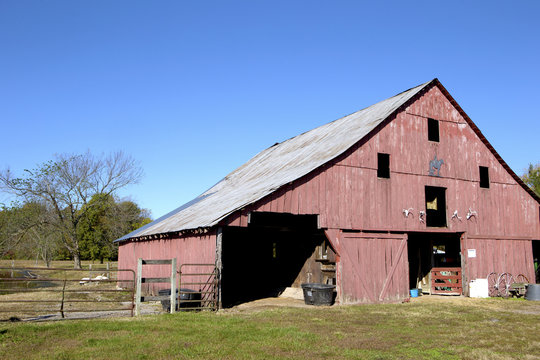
[0,151,150,268]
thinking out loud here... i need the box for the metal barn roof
[117,80,433,242]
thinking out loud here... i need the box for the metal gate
[179,264,218,311]
[0,266,135,320]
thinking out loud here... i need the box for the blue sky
[1,1,539,218]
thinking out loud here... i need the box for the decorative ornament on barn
[467,208,478,220]
[428,155,444,177]
[451,210,462,221]
[419,210,425,223]
[402,208,414,218]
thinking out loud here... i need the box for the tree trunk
[73,252,82,269]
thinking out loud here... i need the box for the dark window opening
[428,118,440,142]
[425,186,447,227]
[479,166,490,188]
[377,153,390,178]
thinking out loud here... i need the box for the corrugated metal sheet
[117,80,433,242]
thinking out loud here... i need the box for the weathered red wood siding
[221,83,539,302]
[340,233,409,304]
[118,232,216,294]
[223,85,539,239]
[462,236,535,284]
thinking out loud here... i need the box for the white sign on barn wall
[467,249,476,258]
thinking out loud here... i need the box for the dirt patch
[410,294,540,312]
[222,297,312,313]
[220,293,540,315]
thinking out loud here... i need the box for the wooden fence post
[135,258,142,316]
[170,258,177,314]
[135,258,177,315]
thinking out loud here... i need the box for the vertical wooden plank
[311,173,319,214]
[215,228,223,309]
[239,211,248,227]
[330,167,338,228]
[339,165,346,229]
[324,167,332,227]
[319,167,327,227]
[135,258,142,316]
[170,257,177,313]
[275,187,285,213]
[345,166,352,230]
[290,183,299,215]
[269,192,278,213]
[297,180,306,214]
[304,177,313,215]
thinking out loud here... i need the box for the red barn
[117,79,540,307]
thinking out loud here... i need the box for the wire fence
[0,266,135,321]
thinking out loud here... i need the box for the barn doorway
[407,232,462,294]
[220,212,335,307]
[533,240,540,283]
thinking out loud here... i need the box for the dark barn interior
[220,213,335,307]
[407,232,462,293]
[534,240,540,283]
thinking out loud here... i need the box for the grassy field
[0,296,538,360]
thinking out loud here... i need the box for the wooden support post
[216,227,223,310]
[170,258,177,314]
[135,258,142,316]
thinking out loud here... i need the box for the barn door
[340,233,409,303]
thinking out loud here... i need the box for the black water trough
[301,283,336,306]
[158,288,201,311]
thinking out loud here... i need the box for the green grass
[0,297,539,360]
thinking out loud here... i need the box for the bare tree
[0,151,143,268]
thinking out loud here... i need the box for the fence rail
[0,267,135,320]
[179,263,218,311]
[135,258,177,315]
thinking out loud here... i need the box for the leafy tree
[0,202,60,266]
[0,151,143,268]
[77,194,151,263]
[522,163,540,197]
[77,194,116,263]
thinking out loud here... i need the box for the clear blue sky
[1,1,539,219]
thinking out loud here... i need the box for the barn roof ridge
[116,79,434,242]
[432,80,540,204]
[116,78,537,243]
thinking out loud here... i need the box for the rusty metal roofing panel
[116,80,433,242]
